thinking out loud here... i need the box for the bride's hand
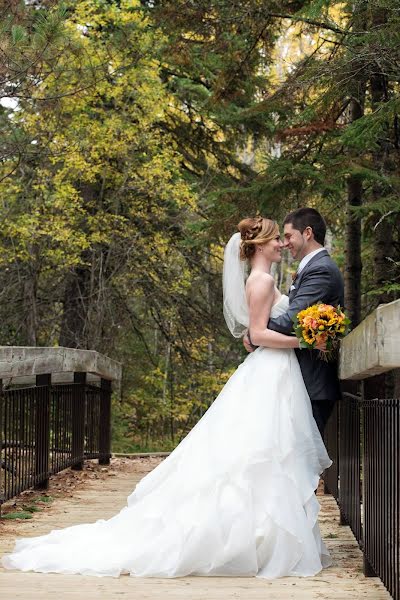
[243,331,255,353]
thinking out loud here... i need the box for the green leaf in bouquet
[299,340,311,349]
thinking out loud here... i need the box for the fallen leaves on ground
[0,456,164,532]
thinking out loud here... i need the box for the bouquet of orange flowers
[293,303,351,360]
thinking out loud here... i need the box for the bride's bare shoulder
[246,271,275,293]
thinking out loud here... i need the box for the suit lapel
[289,249,329,297]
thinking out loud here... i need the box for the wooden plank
[0,460,392,600]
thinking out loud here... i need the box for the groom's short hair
[283,208,326,245]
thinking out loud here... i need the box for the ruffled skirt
[2,347,332,578]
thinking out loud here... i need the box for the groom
[245,207,344,436]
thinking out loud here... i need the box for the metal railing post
[34,374,51,490]
[338,382,362,540]
[71,372,86,470]
[99,378,111,465]
[323,400,339,499]
[362,375,384,580]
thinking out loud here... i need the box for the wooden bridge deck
[0,458,392,600]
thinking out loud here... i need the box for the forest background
[1,0,399,451]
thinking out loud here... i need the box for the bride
[2,217,332,578]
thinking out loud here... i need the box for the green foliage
[35,495,53,503]
[244,0,400,309]
[0,0,399,449]
[340,98,400,151]
[1,511,33,520]
[22,505,43,513]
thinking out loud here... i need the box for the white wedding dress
[2,295,332,579]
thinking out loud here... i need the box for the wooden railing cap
[339,298,400,380]
[0,346,122,388]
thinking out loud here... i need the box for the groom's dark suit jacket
[268,249,344,401]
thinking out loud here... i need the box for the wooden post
[34,374,51,490]
[99,378,111,465]
[71,372,86,470]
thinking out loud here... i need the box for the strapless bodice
[271,294,289,319]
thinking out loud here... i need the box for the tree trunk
[373,217,394,303]
[162,340,171,438]
[344,3,367,326]
[369,6,395,306]
[345,172,363,326]
[23,270,38,345]
[169,348,175,445]
[344,95,364,326]
[59,263,91,349]
[59,183,100,349]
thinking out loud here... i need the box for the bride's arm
[247,274,299,349]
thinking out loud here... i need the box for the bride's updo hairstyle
[238,217,279,260]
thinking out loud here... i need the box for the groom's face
[283,223,308,260]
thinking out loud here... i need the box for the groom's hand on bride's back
[243,331,255,353]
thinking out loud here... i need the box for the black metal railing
[323,401,339,500]
[338,385,362,543]
[323,371,400,600]
[0,372,112,511]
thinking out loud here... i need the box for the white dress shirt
[297,247,325,274]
